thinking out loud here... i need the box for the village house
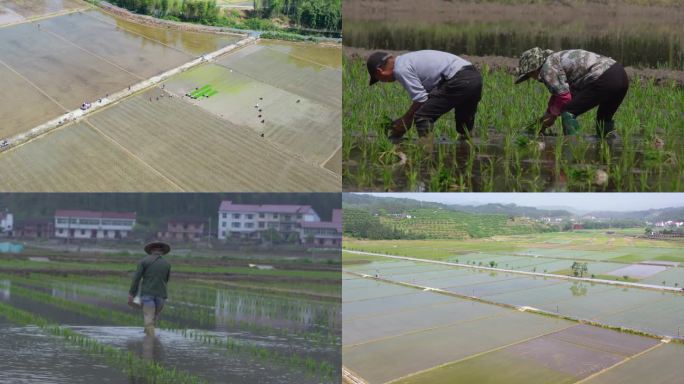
[12,219,53,238]
[54,210,136,239]
[300,209,342,247]
[0,212,13,234]
[217,201,320,240]
[157,218,206,242]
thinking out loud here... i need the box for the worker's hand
[392,118,408,132]
[540,114,556,128]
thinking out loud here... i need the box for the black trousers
[414,66,483,136]
[564,63,629,125]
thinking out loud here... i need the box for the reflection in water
[126,334,166,363]
[570,282,589,297]
[0,280,9,301]
[75,326,323,384]
[214,289,341,333]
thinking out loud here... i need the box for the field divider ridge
[82,120,185,191]
[342,269,684,343]
[342,366,368,384]
[343,250,684,294]
[0,35,258,153]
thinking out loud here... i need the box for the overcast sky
[354,193,684,212]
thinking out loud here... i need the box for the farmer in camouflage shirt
[515,48,629,138]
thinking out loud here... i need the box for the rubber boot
[143,304,155,337]
[597,120,621,145]
[561,112,579,136]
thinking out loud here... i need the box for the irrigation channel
[0,272,340,383]
[342,251,684,383]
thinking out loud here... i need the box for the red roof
[55,210,137,220]
[219,201,316,215]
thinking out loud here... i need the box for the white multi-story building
[217,201,320,240]
[0,212,13,233]
[54,210,136,239]
[300,209,342,247]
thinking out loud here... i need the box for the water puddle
[0,323,129,384]
[72,326,325,384]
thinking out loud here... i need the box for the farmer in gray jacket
[129,241,171,337]
[367,50,483,141]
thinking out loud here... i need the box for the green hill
[343,206,554,240]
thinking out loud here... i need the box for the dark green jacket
[129,254,171,299]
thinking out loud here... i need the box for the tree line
[254,0,341,31]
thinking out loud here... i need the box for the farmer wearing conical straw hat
[128,241,171,337]
[515,47,629,139]
[367,50,483,142]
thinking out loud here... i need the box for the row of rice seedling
[4,279,337,381]
[343,56,684,191]
[0,301,208,384]
[0,274,340,348]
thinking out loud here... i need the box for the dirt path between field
[344,47,684,87]
[343,249,684,294]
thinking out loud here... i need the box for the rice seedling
[343,56,684,191]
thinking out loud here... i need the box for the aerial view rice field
[342,193,684,383]
[342,0,684,192]
[0,0,342,191]
[0,193,342,383]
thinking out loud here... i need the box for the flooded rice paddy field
[0,0,86,25]
[0,8,240,138]
[0,7,341,190]
[162,41,342,168]
[0,272,340,383]
[344,232,684,288]
[342,271,683,384]
[343,58,684,192]
[344,256,684,339]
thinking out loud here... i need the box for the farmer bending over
[367,50,483,142]
[515,47,629,139]
[129,241,171,337]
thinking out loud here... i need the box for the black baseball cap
[367,51,392,85]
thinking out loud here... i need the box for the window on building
[258,222,265,228]
[273,214,278,219]
[221,231,225,237]
[285,215,291,221]
[222,222,226,227]
[318,239,324,245]
[297,214,302,219]
[259,213,265,218]
[233,213,240,219]
[231,222,240,228]
[246,223,254,228]
[222,213,227,219]
[247,214,253,219]
[56,218,68,224]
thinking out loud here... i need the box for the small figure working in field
[515,47,629,140]
[129,241,171,337]
[367,50,483,142]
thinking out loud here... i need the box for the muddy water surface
[0,323,129,384]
